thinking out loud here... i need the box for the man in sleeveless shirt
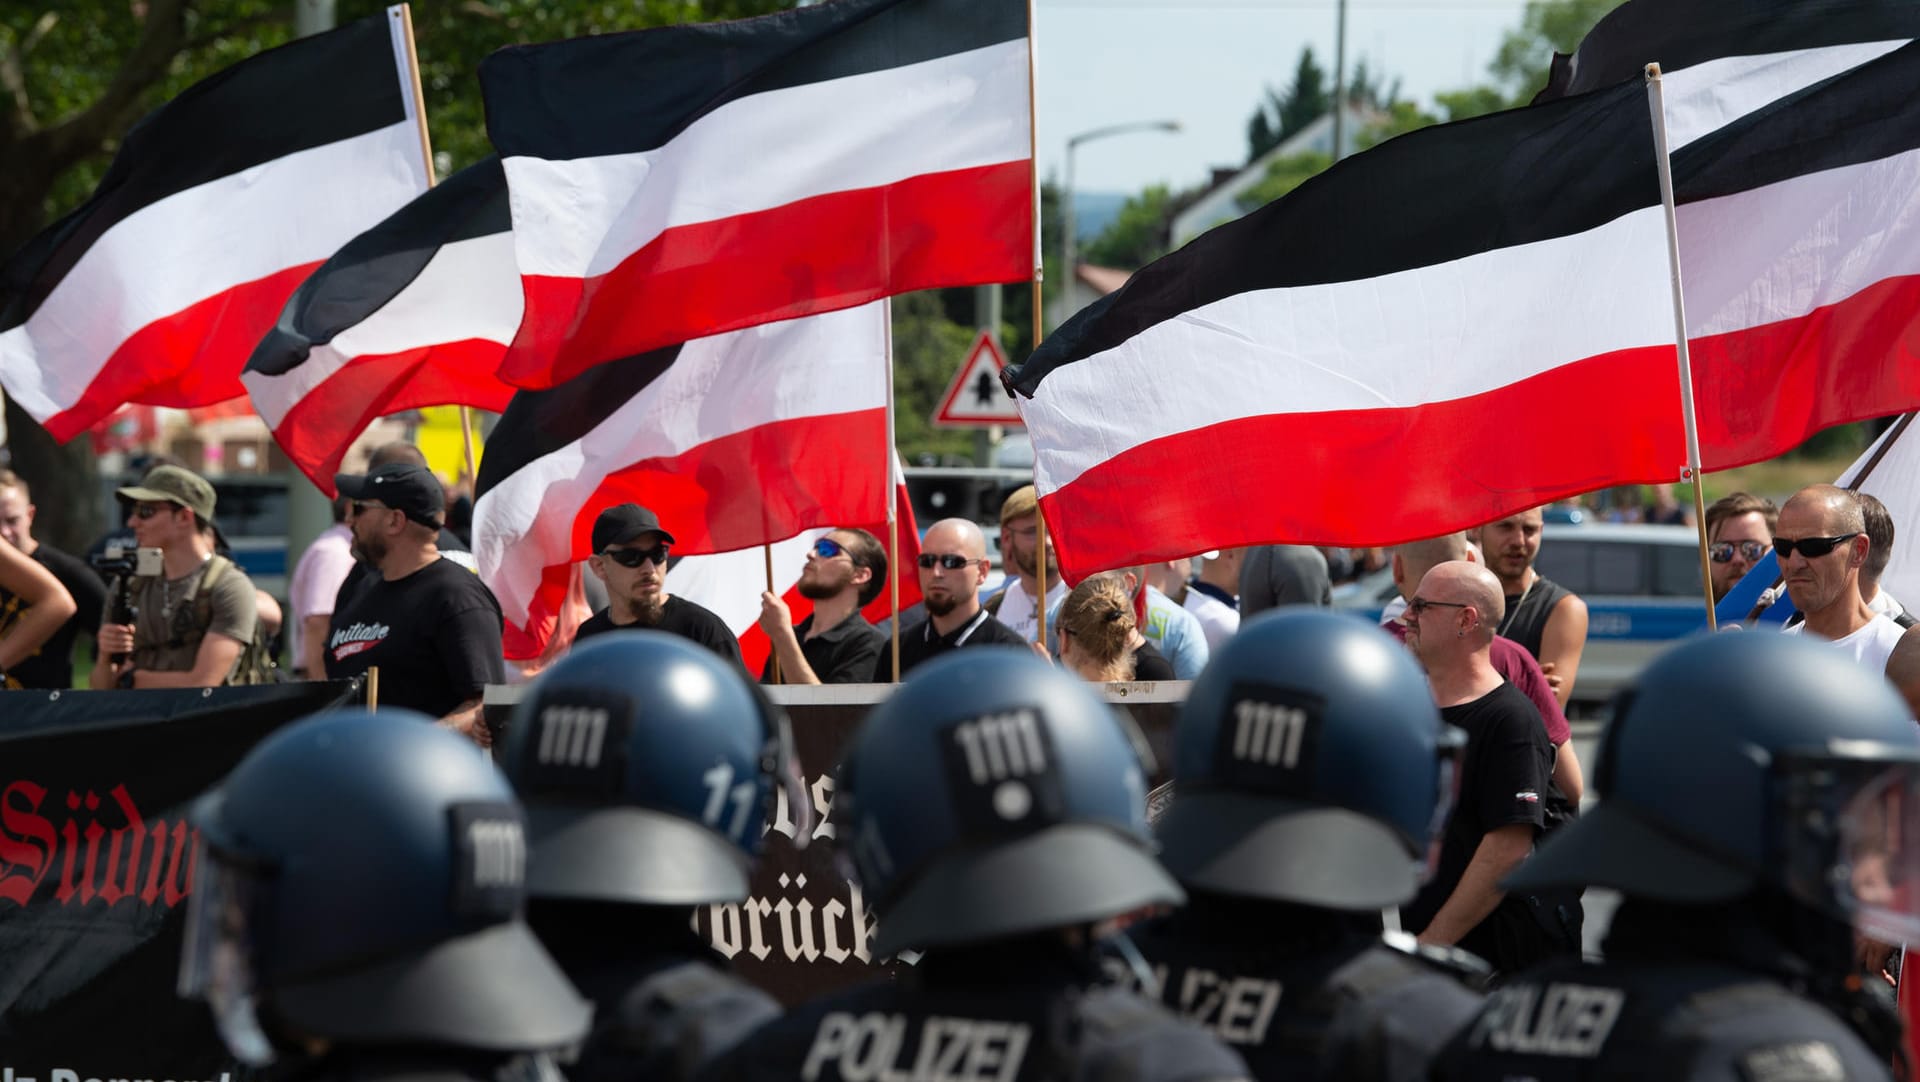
[1479,507,1587,709]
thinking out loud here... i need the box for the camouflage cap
[118,465,215,521]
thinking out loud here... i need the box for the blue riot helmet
[1508,632,1920,944]
[179,709,590,1066]
[835,649,1182,957]
[1157,610,1464,909]
[500,630,811,906]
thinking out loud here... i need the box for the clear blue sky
[1034,0,1536,196]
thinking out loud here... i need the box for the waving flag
[478,0,1032,389]
[0,10,430,441]
[245,158,519,492]
[1006,41,1920,580]
[473,303,895,658]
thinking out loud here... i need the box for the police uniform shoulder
[1072,985,1253,1081]
[613,960,781,1067]
[1379,930,1493,990]
[1676,981,1890,1082]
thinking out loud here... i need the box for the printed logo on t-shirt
[329,620,390,662]
[1515,790,1540,803]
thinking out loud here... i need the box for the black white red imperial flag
[1005,42,1920,581]
[472,303,891,658]
[477,0,1033,390]
[0,8,430,443]
[244,157,519,494]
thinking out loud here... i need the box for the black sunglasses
[604,543,671,568]
[1407,597,1469,617]
[1772,534,1857,560]
[812,537,847,559]
[1709,540,1768,564]
[130,502,178,520]
[917,553,973,570]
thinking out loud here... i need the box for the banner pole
[1024,0,1051,656]
[885,301,901,682]
[1645,63,1716,633]
[367,665,380,711]
[764,544,782,684]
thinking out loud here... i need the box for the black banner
[0,682,362,1075]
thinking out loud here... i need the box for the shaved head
[1393,533,1473,602]
[1423,561,1505,642]
[924,517,988,559]
[1782,483,1866,536]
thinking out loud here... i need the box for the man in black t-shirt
[758,527,885,684]
[0,470,105,688]
[325,463,504,743]
[574,503,743,670]
[1400,561,1556,975]
[871,517,1025,681]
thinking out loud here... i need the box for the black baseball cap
[592,503,676,552]
[336,463,445,528]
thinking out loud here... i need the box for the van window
[1654,545,1704,597]
[1591,543,1646,594]
[1536,541,1593,595]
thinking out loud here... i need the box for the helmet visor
[178,842,276,1066]
[1784,756,1920,945]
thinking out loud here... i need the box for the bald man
[1390,533,1582,804]
[1401,561,1560,976]
[1779,484,1905,674]
[873,517,1027,680]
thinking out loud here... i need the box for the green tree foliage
[890,291,983,464]
[1245,46,1329,162]
[1489,0,1626,102]
[1081,184,1176,270]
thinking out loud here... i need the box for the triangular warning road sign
[933,330,1023,428]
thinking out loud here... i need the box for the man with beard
[872,517,1025,680]
[986,484,1065,644]
[575,503,743,669]
[757,527,887,684]
[1480,506,1587,708]
[324,462,504,742]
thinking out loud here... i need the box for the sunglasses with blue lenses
[812,537,847,560]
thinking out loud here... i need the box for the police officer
[500,631,803,1080]
[178,708,590,1079]
[1432,631,1920,1081]
[701,649,1250,1081]
[1122,609,1482,1080]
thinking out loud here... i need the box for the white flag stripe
[1661,39,1910,151]
[503,39,1030,279]
[243,230,522,428]
[1022,208,1673,496]
[1842,421,1920,611]
[0,120,428,421]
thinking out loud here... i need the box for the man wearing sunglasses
[758,529,887,684]
[576,503,743,669]
[1704,492,1777,603]
[325,463,504,742]
[871,517,1025,681]
[1778,485,1905,675]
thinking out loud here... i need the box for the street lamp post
[1062,120,1181,323]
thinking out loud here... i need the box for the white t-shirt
[1784,613,1907,673]
[288,523,355,658]
[1868,589,1907,622]
[995,578,1067,643]
[1182,587,1239,650]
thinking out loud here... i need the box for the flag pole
[1645,63,1716,632]
[885,300,901,682]
[393,5,484,490]
[764,544,782,684]
[1025,0,1051,656]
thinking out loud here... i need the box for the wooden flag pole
[764,544,783,684]
[1645,64,1716,632]
[367,665,380,711]
[1025,0,1050,656]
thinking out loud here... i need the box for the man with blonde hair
[987,484,1065,645]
